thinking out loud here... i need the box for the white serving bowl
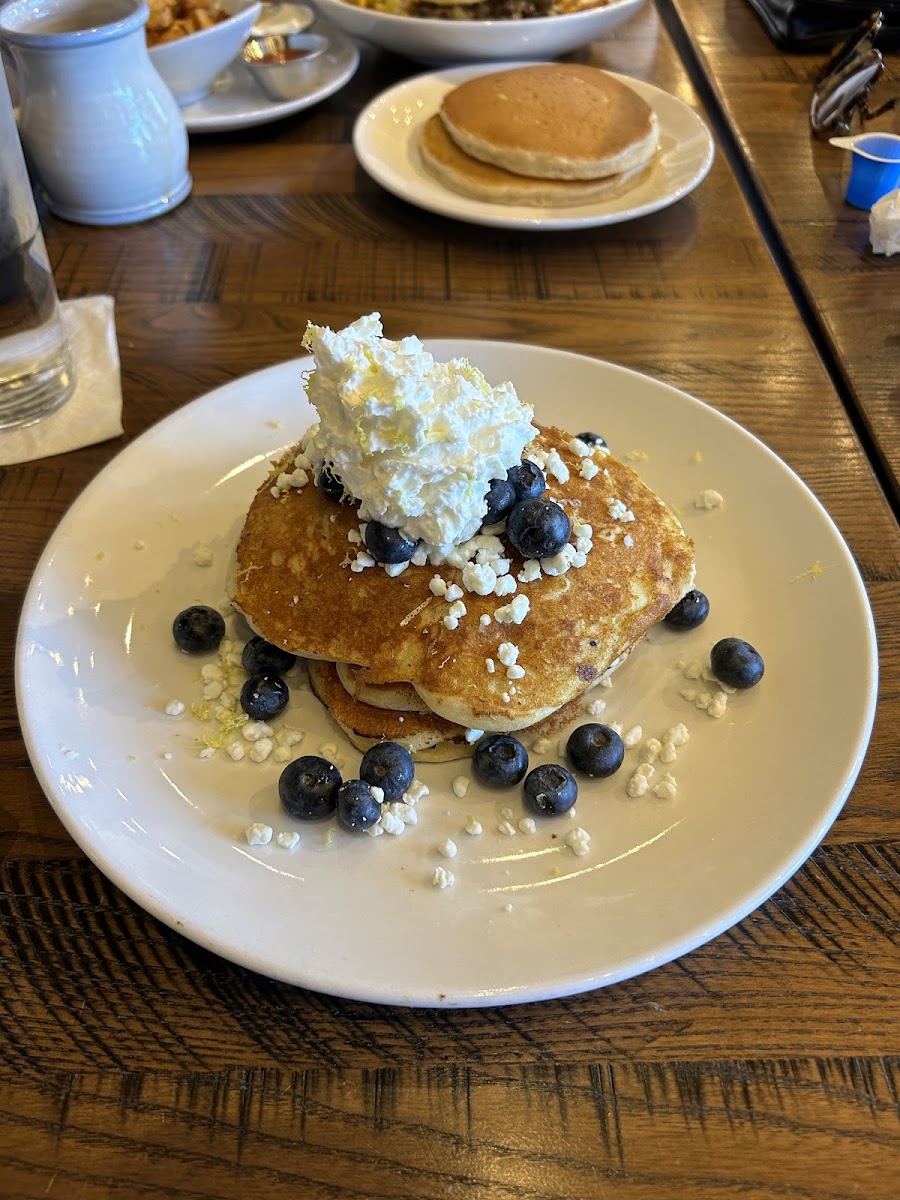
[309,0,645,66]
[149,0,262,105]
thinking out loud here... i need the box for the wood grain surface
[2,4,899,1197]
[665,0,900,504]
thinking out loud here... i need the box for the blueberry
[240,673,289,720]
[336,779,383,833]
[317,464,347,503]
[483,478,517,526]
[567,723,625,778]
[364,520,416,565]
[576,431,607,448]
[472,733,529,788]
[241,635,297,676]
[279,755,341,820]
[359,741,414,801]
[172,605,225,654]
[710,638,765,689]
[507,460,546,503]
[506,498,571,560]
[664,589,710,630]
[523,763,578,817]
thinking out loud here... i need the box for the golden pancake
[230,426,695,733]
[419,115,651,208]
[439,64,659,181]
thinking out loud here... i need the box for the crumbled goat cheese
[480,613,492,627]
[544,448,569,483]
[695,489,724,510]
[384,561,408,577]
[245,823,273,846]
[623,725,643,748]
[465,728,484,744]
[568,438,591,457]
[498,820,517,836]
[438,838,458,859]
[165,700,185,717]
[192,544,214,567]
[242,721,273,742]
[465,819,483,836]
[653,774,678,800]
[607,498,635,523]
[452,775,470,798]
[445,583,463,602]
[226,741,246,762]
[566,827,591,856]
[640,738,662,764]
[506,664,525,680]
[580,459,600,480]
[497,642,519,667]
[485,658,495,673]
[585,698,606,716]
[518,817,537,834]
[495,594,530,625]
[404,779,429,805]
[627,771,650,797]
[432,867,455,889]
[707,691,728,719]
[198,747,216,759]
[429,574,448,597]
[493,574,517,597]
[276,831,300,850]
[351,551,376,572]
[463,561,497,595]
[388,802,417,825]
[532,735,553,754]
[379,810,406,836]
[249,738,274,763]
[518,560,541,584]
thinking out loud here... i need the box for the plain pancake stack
[420,63,660,206]
[230,426,695,761]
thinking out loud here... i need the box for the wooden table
[665,0,900,502]
[3,4,899,1196]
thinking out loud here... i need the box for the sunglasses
[810,10,900,135]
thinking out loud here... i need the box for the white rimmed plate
[16,342,876,1007]
[180,20,359,132]
[352,64,715,229]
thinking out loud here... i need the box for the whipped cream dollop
[300,314,537,551]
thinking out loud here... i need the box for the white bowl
[308,0,646,66]
[149,0,262,105]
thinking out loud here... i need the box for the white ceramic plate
[180,20,359,132]
[352,64,715,230]
[16,342,877,1007]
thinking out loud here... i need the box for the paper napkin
[0,294,123,466]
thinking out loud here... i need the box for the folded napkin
[870,187,900,255]
[0,294,123,466]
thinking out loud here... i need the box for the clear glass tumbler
[0,65,74,430]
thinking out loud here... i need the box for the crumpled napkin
[0,294,123,465]
[870,188,900,256]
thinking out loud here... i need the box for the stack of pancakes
[230,427,695,761]
[420,63,660,207]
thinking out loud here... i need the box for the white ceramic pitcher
[0,0,192,225]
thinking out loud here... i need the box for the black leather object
[744,1,900,51]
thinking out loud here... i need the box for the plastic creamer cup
[830,132,900,210]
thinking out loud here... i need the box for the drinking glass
[0,65,74,429]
